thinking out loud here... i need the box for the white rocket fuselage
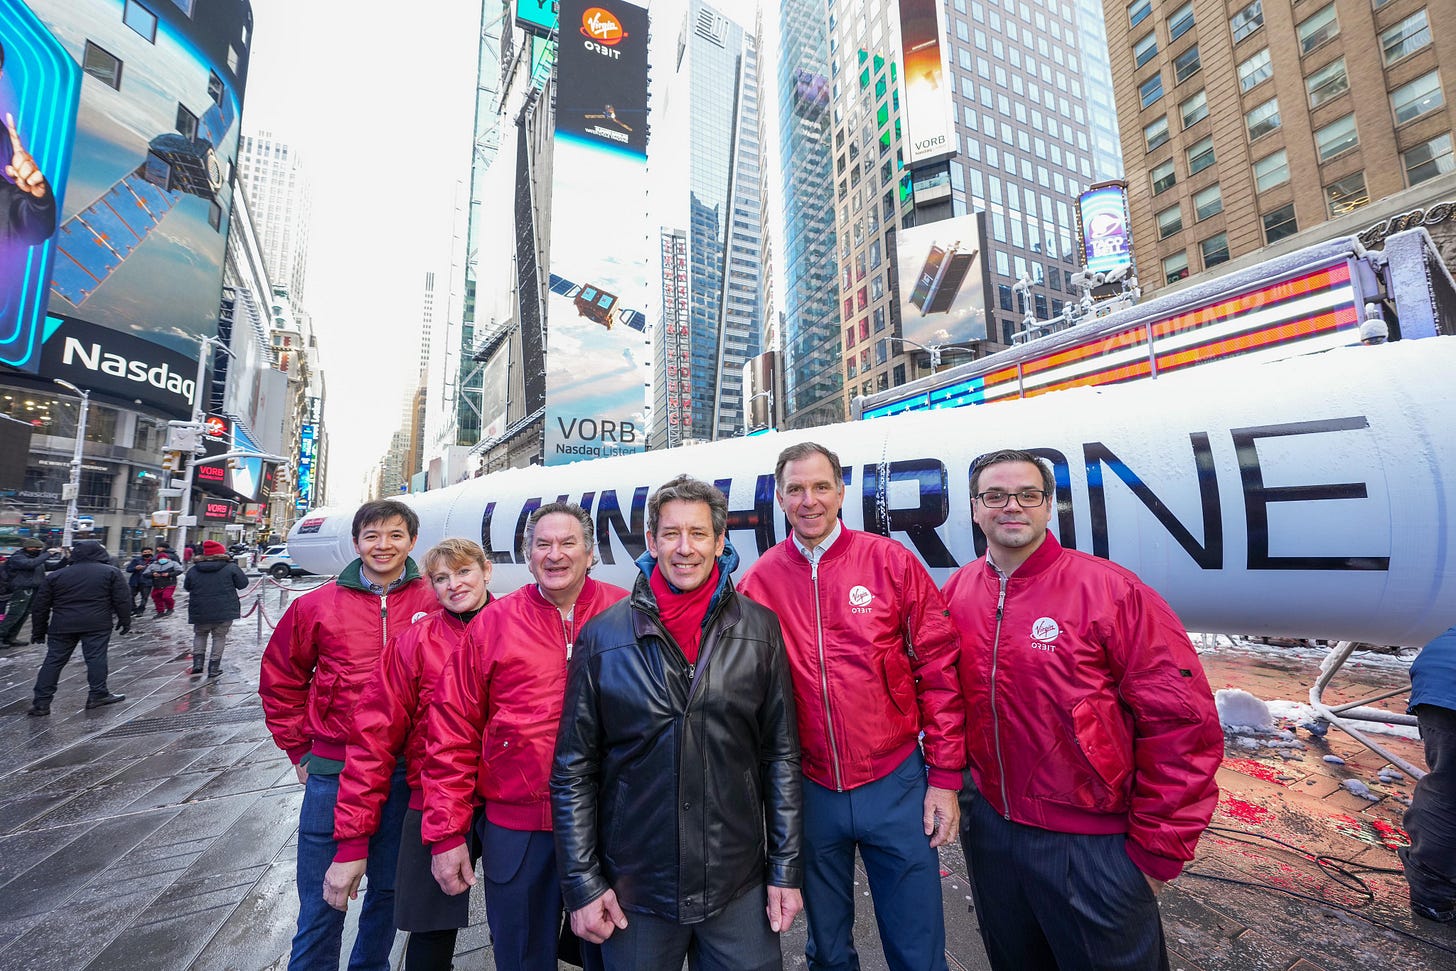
[289,337,1456,647]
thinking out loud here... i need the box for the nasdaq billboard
[894,212,990,348]
[2,0,250,412]
[896,0,955,166]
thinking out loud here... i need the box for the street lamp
[52,378,90,548]
[886,336,978,373]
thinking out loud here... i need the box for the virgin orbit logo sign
[581,7,627,44]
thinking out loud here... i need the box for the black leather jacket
[551,546,802,923]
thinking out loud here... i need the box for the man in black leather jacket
[551,475,803,970]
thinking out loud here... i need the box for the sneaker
[84,693,126,710]
[26,704,49,717]
[1412,901,1456,923]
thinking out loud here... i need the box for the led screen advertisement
[4,0,250,401]
[0,0,79,372]
[545,0,650,466]
[894,212,989,348]
[516,0,559,36]
[896,0,954,166]
[1077,181,1135,279]
[294,421,316,514]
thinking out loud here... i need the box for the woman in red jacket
[322,538,493,970]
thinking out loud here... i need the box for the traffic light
[161,451,182,472]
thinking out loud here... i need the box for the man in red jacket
[738,442,965,971]
[422,502,628,971]
[942,449,1222,970]
[259,499,440,971]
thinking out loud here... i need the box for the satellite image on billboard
[895,213,988,347]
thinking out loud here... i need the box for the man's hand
[924,785,959,847]
[5,113,48,200]
[322,858,367,911]
[293,762,308,785]
[766,885,802,932]
[1145,874,1166,895]
[571,888,629,944]
[430,843,475,895]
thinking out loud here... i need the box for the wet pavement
[0,578,1451,970]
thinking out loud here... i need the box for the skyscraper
[235,129,311,306]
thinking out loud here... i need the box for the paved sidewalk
[0,580,1451,969]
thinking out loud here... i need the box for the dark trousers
[802,748,947,971]
[478,818,602,971]
[960,790,1170,971]
[1401,704,1456,907]
[600,883,781,971]
[0,587,36,642]
[32,630,112,705]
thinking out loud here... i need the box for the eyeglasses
[973,489,1049,508]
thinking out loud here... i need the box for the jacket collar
[788,524,853,565]
[336,556,422,593]
[631,542,740,625]
[984,529,1063,581]
[523,576,600,613]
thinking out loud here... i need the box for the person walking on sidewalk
[144,550,183,616]
[0,538,51,646]
[26,539,129,716]
[124,548,154,614]
[183,540,249,678]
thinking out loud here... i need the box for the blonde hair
[423,538,488,576]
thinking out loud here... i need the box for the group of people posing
[259,442,1225,971]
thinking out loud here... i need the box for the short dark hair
[521,502,596,565]
[648,475,728,538]
[352,499,419,540]
[969,449,1055,497]
[774,441,844,490]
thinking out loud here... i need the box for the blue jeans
[1401,704,1456,907]
[290,763,409,971]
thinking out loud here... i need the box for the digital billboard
[4,0,250,409]
[516,0,559,36]
[0,0,78,372]
[1077,181,1135,280]
[295,421,316,514]
[896,0,955,166]
[545,0,650,465]
[480,346,508,441]
[894,212,989,348]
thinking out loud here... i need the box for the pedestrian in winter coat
[27,539,130,716]
[0,539,51,646]
[144,553,183,616]
[1401,625,1456,924]
[124,548,154,613]
[184,540,249,678]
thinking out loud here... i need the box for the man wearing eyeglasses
[942,448,1221,971]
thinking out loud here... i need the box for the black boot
[191,654,205,675]
[207,659,222,678]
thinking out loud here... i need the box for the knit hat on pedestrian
[202,540,228,556]
[21,538,44,549]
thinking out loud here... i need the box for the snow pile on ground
[1217,689,1274,731]
[1341,779,1380,802]
[1324,755,1347,765]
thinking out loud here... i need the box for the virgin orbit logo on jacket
[1029,616,1060,653]
[848,584,874,613]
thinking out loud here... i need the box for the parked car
[257,545,311,580]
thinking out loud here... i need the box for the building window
[1174,45,1201,84]
[1315,114,1358,161]
[171,0,195,14]
[1128,0,1151,28]
[1181,89,1208,128]
[1134,32,1158,68]
[1325,171,1369,216]
[208,71,225,105]
[1186,135,1216,174]
[1382,11,1431,65]
[1245,97,1280,141]
[1168,1,1195,41]
[1254,149,1289,190]
[1306,58,1348,108]
[1404,133,1455,186]
[1390,71,1445,126]
[1150,159,1177,194]
[1263,203,1298,243]
[175,103,198,139]
[1201,232,1230,268]
[1238,48,1272,92]
[1298,4,1339,55]
[1139,73,1165,108]
[1163,251,1189,283]
[1156,204,1184,238]
[1230,0,1264,43]
[82,41,123,89]
[1194,184,1223,221]
[1144,116,1170,152]
[123,0,157,42]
